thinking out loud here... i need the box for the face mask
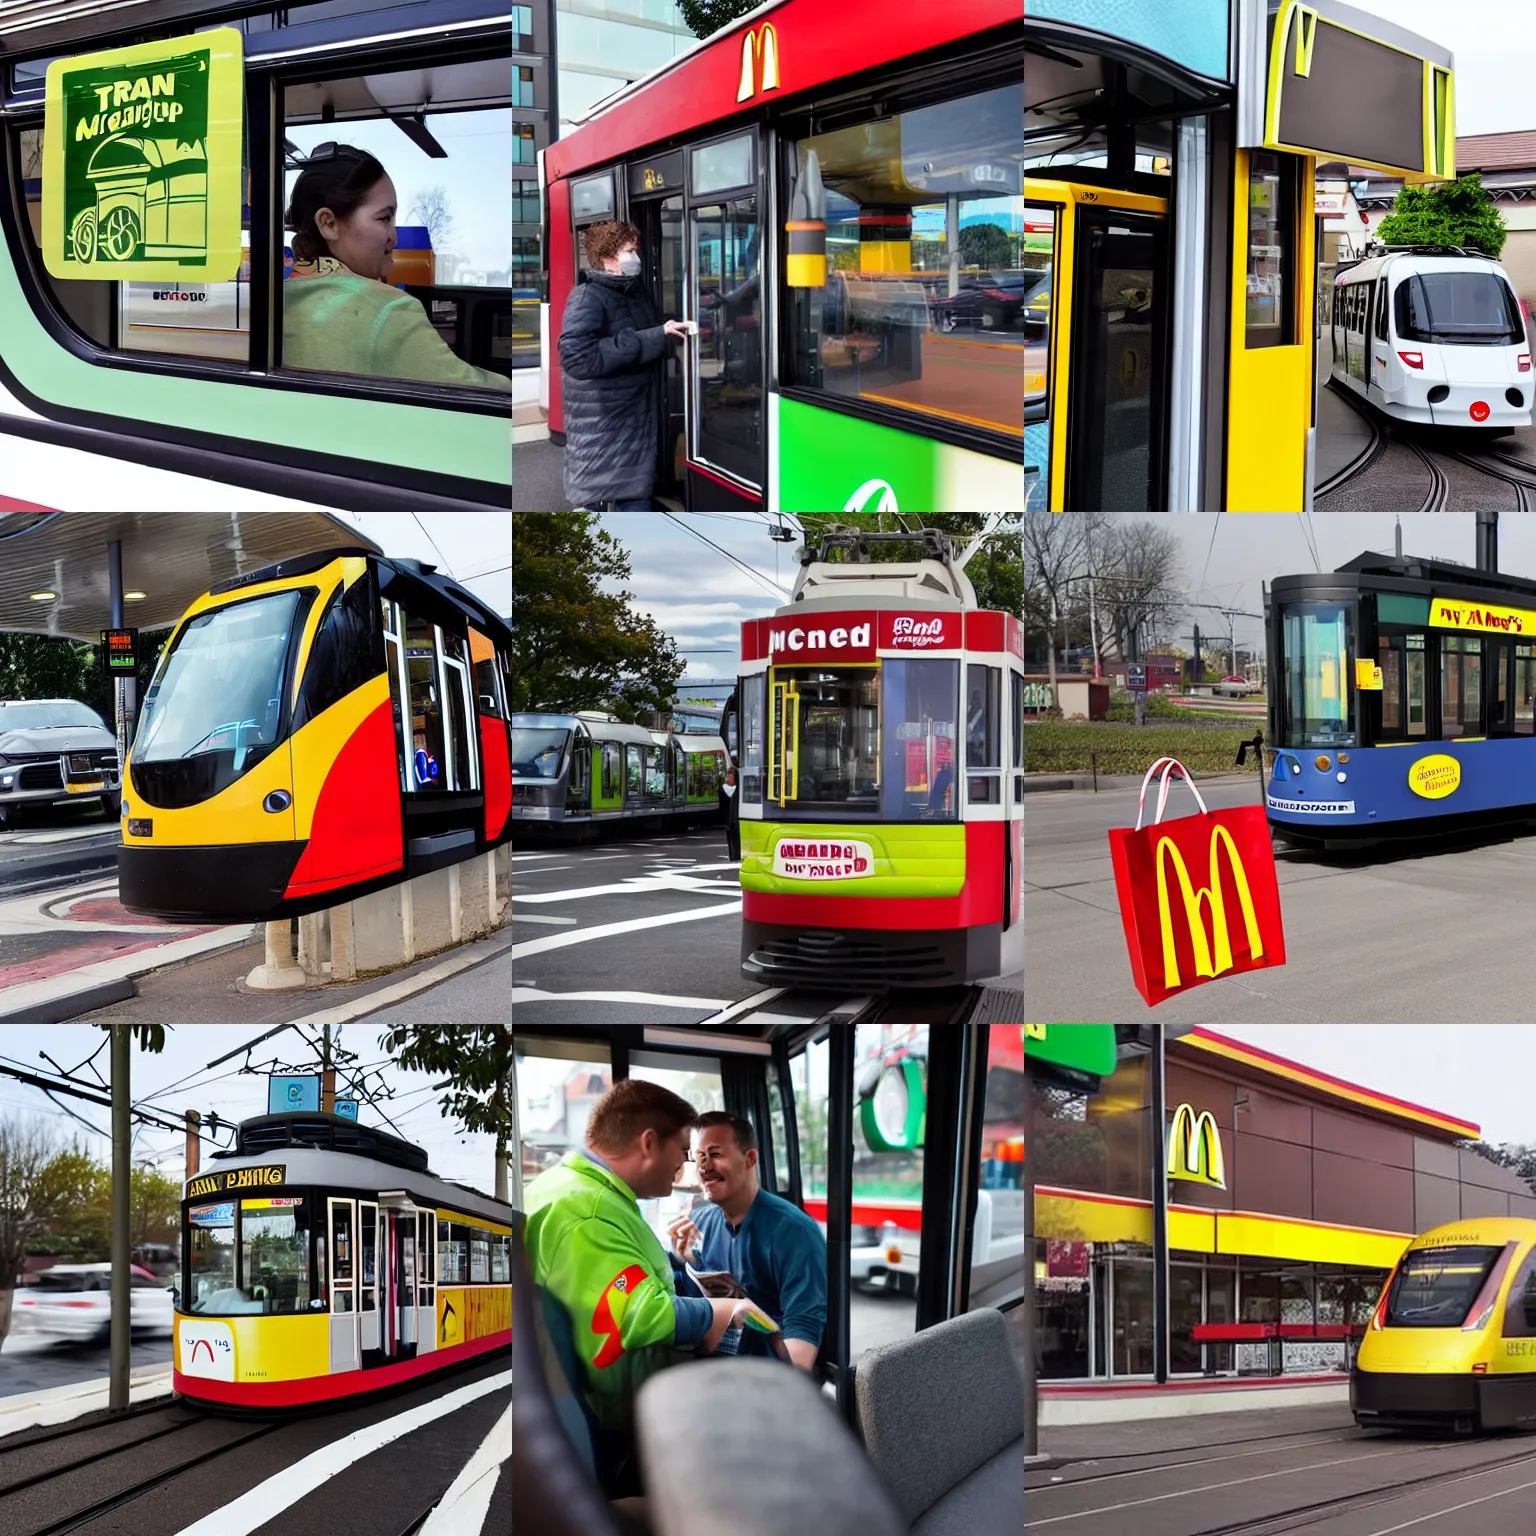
[617,251,642,277]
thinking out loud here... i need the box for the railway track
[1316,382,1448,511]
[1445,448,1535,510]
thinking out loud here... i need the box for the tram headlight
[1315,755,1331,772]
[1336,772,1348,784]
[120,799,129,819]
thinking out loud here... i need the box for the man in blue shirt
[665,1111,827,1371]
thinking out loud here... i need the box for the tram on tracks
[512,710,728,838]
[1330,246,1532,433]
[1264,547,1536,846]
[543,0,1025,513]
[722,526,1023,989]
[176,1111,511,1410]
[1027,0,1457,511]
[1352,1217,1536,1433]
[118,548,513,922]
[0,1,512,512]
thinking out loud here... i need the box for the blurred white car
[1212,674,1262,698]
[11,1264,174,1341]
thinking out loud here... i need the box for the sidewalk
[59,925,511,1024]
[0,1364,174,1438]
[1024,771,1263,794]
[513,437,575,511]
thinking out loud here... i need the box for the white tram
[1330,245,1532,432]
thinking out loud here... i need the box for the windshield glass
[187,1196,312,1316]
[0,701,107,732]
[512,727,571,777]
[30,1271,96,1292]
[1280,602,1356,748]
[135,591,302,769]
[188,1201,237,1311]
[1384,1245,1502,1327]
[1396,271,1524,344]
[882,659,959,820]
[776,668,880,813]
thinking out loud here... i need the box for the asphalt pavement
[1025,777,1536,1022]
[0,1332,170,1399]
[1028,1400,1536,1535]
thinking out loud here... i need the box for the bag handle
[1134,757,1210,830]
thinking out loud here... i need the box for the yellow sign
[1408,753,1461,799]
[1429,596,1536,636]
[43,29,245,283]
[187,1164,286,1199]
[1355,660,1383,690]
[1155,827,1265,989]
[1167,1104,1226,1189]
[736,23,780,102]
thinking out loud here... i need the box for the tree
[0,635,96,709]
[678,0,758,39]
[1090,519,1186,662]
[959,222,1013,272]
[0,1121,90,1344]
[406,186,456,254]
[378,1026,513,1200]
[510,512,684,721]
[1375,172,1507,259]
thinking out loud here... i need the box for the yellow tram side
[1353,1216,1536,1432]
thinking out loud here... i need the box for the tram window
[1377,633,1428,741]
[1503,1252,1536,1337]
[236,1197,311,1314]
[383,602,409,788]
[880,659,959,821]
[692,198,762,484]
[294,574,384,730]
[439,1222,469,1284]
[1278,603,1355,748]
[626,744,643,796]
[1375,279,1389,341]
[492,1234,510,1283]
[404,618,449,792]
[968,1027,1025,1334]
[134,589,307,795]
[18,125,254,365]
[1024,204,1053,506]
[787,81,1024,442]
[571,172,615,220]
[1516,646,1536,734]
[603,742,621,799]
[439,630,476,792]
[1440,634,1482,739]
[332,1201,354,1283]
[361,1204,377,1296]
[1396,271,1525,346]
[1246,151,1295,349]
[1011,671,1025,770]
[187,1201,237,1312]
[1385,1245,1500,1328]
[741,674,766,802]
[645,745,666,798]
[471,629,505,717]
[766,1073,791,1198]
[966,664,1001,806]
[691,134,753,196]
[469,1234,491,1284]
[775,668,879,812]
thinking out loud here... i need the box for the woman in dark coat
[718,766,741,862]
[558,220,695,511]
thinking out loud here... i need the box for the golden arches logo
[1167,1104,1226,1188]
[737,23,780,103]
[1154,825,1264,989]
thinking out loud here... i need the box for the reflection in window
[1441,633,1481,739]
[775,669,878,812]
[788,83,1023,442]
[741,673,766,802]
[240,1199,312,1314]
[1280,603,1354,747]
[1024,204,1053,510]
[405,619,447,791]
[188,1201,237,1312]
[693,199,761,483]
[880,659,958,820]
[1246,151,1294,349]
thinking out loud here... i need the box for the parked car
[0,699,121,828]
[932,271,1026,334]
[1212,674,1262,698]
[10,1263,173,1341]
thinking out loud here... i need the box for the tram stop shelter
[1026,0,1456,512]
[0,511,508,991]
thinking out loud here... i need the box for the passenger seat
[853,1308,1024,1535]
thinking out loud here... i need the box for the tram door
[328,1197,359,1373]
[416,1210,437,1356]
[1067,206,1168,511]
[360,1201,380,1358]
[633,188,688,507]
[378,1200,419,1361]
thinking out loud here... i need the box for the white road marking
[420,1402,510,1536]
[512,915,579,926]
[515,864,573,873]
[513,987,729,1009]
[514,871,743,903]
[511,901,743,959]
[169,1369,511,1536]
[0,825,116,845]
[510,852,569,861]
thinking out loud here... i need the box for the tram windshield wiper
[179,720,258,759]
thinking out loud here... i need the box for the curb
[0,925,258,1023]
[283,931,511,1026]
[0,1364,175,1438]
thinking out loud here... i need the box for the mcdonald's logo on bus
[737,23,780,102]
[1155,825,1265,990]
[1167,1103,1226,1188]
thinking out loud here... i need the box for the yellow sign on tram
[1429,595,1536,637]
[42,30,245,284]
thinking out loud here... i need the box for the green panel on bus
[1377,593,1430,626]
[1025,1023,1117,1076]
[43,30,245,284]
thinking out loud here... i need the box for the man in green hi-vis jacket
[524,1077,747,1496]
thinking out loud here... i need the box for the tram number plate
[773,839,874,880]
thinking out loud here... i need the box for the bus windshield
[513,727,571,778]
[135,590,303,768]
[1384,1245,1503,1327]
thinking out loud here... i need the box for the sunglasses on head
[304,142,370,167]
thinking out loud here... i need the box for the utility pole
[185,1109,201,1180]
[110,1026,130,1412]
[321,1025,335,1113]
[1047,591,1059,707]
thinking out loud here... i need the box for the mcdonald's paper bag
[1107,803,1285,1007]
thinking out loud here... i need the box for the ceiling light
[29,591,56,601]
[124,591,147,601]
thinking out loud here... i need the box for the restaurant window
[787,80,1023,443]
[1246,151,1295,349]
[1440,633,1482,739]
[1170,1265,1204,1374]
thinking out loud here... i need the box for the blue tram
[1265,551,1536,844]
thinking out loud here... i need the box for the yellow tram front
[1353,1217,1536,1433]
[175,1114,512,1410]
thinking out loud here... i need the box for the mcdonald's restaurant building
[1031,1028,1536,1382]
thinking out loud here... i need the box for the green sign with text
[1024,1023,1117,1077]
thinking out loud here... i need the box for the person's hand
[664,319,697,339]
[667,1213,703,1264]
[701,1297,753,1353]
